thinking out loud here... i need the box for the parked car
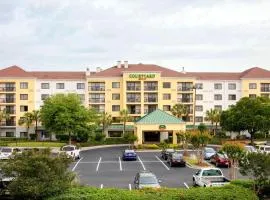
[122,149,137,161]
[60,145,80,160]
[203,147,216,160]
[244,145,257,153]
[210,153,231,167]
[161,149,175,160]
[134,170,161,189]
[192,168,230,187]
[0,147,21,160]
[0,169,14,197]
[257,145,270,154]
[167,152,185,167]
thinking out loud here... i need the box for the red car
[210,153,231,167]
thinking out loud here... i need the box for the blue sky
[0,0,270,72]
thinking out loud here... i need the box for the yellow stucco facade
[241,79,270,98]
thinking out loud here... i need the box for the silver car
[134,171,161,189]
[204,147,216,160]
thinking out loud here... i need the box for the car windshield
[172,153,182,159]
[1,148,12,153]
[205,148,215,153]
[217,153,228,159]
[202,169,222,176]
[265,147,270,151]
[62,146,75,151]
[140,175,158,184]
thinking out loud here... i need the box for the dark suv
[167,152,186,167]
[161,149,175,160]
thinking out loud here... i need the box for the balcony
[89,86,105,91]
[127,97,141,103]
[89,98,105,103]
[127,86,141,91]
[261,87,270,92]
[0,87,16,92]
[0,98,16,103]
[6,110,16,114]
[0,121,16,126]
[144,97,157,103]
[177,98,193,103]
[177,87,192,91]
[144,86,158,91]
[128,109,141,114]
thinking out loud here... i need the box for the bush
[209,137,224,145]
[56,134,70,141]
[94,133,106,142]
[231,179,254,190]
[254,132,268,139]
[29,133,37,140]
[47,185,258,200]
[136,144,159,149]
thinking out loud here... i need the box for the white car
[61,145,81,160]
[244,145,257,153]
[0,147,21,160]
[257,145,270,154]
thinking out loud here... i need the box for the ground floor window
[108,131,123,138]
[20,132,28,138]
[6,132,14,137]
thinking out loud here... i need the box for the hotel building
[0,62,269,144]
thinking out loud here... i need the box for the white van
[257,145,270,154]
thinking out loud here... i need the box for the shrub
[56,134,70,141]
[136,144,159,149]
[94,133,106,142]
[231,179,254,190]
[47,185,258,200]
[29,133,37,140]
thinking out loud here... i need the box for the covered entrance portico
[134,109,186,145]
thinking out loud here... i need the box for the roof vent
[86,68,91,76]
[124,61,128,68]
[96,67,102,72]
[181,67,186,74]
[117,61,121,68]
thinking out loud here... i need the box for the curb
[80,144,129,151]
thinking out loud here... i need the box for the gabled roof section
[0,65,33,77]
[186,72,241,80]
[240,67,270,79]
[90,63,190,77]
[136,109,183,124]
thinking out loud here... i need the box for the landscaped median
[47,185,258,200]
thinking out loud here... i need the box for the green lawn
[7,142,66,147]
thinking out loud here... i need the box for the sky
[0,0,270,72]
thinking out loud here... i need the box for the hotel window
[249,94,256,98]
[228,83,236,90]
[261,83,270,92]
[41,94,49,100]
[20,94,28,100]
[112,82,120,88]
[163,82,171,88]
[214,105,222,111]
[20,82,28,89]
[78,94,85,101]
[112,105,120,112]
[214,83,222,90]
[195,105,203,112]
[163,105,171,111]
[163,93,171,100]
[112,93,120,100]
[77,83,85,89]
[195,83,203,89]
[214,94,222,100]
[91,105,105,113]
[195,117,203,122]
[228,94,236,100]
[20,105,28,112]
[56,83,65,89]
[261,94,270,98]
[249,83,257,89]
[90,82,105,91]
[41,83,50,89]
[196,94,203,100]
[6,132,14,137]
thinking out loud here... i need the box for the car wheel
[192,178,196,186]
[169,161,173,167]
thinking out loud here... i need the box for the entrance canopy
[134,109,186,144]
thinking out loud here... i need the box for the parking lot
[70,146,247,189]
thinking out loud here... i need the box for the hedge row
[47,185,258,200]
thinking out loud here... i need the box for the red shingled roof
[240,67,270,79]
[186,72,241,80]
[0,65,34,77]
[90,64,189,77]
[31,71,86,79]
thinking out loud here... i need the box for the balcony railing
[261,88,270,92]
[128,110,141,114]
[144,108,157,114]
[6,110,16,114]
[144,97,157,103]
[127,98,141,103]
[177,98,193,103]
[144,86,158,91]
[0,98,16,103]
[89,86,105,91]
[0,121,16,126]
[177,87,192,91]
[0,87,16,92]
[89,98,105,103]
[127,86,141,91]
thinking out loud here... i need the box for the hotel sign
[129,73,155,80]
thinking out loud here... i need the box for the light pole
[192,85,197,130]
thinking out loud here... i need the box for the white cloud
[0,0,269,72]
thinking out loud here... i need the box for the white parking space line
[155,156,170,170]
[119,157,122,171]
[100,184,103,189]
[184,182,189,189]
[138,156,146,170]
[96,157,102,172]
[79,160,165,164]
[129,184,132,191]
[72,157,83,171]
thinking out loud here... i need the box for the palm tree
[98,112,112,136]
[31,110,41,140]
[18,112,33,139]
[171,104,189,121]
[119,109,131,135]
[0,109,10,136]
[213,110,222,136]
[205,109,221,135]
